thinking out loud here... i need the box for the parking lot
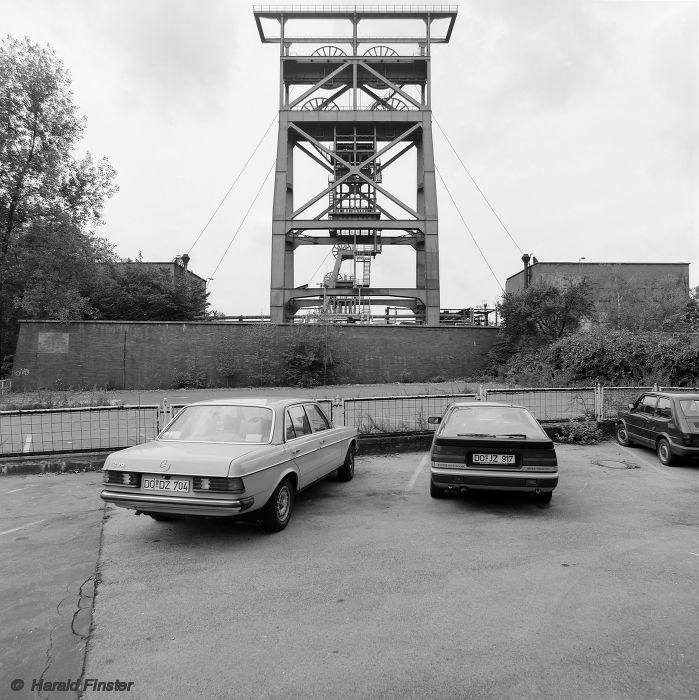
[1,441,698,699]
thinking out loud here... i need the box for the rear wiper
[496,434,527,439]
[456,433,496,437]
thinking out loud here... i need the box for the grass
[0,389,125,411]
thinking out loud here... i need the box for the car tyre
[615,423,634,447]
[533,491,552,504]
[261,477,294,533]
[656,437,677,466]
[430,481,447,499]
[337,446,355,482]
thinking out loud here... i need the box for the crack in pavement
[35,573,96,698]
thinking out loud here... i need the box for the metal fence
[0,405,160,457]
[482,387,597,422]
[341,394,477,433]
[3,386,698,458]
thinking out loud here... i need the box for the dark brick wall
[12,321,499,390]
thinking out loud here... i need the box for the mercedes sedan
[101,398,358,532]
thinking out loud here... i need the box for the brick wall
[12,321,499,390]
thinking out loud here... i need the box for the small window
[655,397,672,419]
[641,396,658,415]
[287,405,312,438]
[305,404,330,432]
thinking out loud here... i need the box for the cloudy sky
[3,0,697,315]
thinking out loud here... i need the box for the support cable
[208,161,275,281]
[435,165,504,293]
[188,113,278,255]
[433,115,523,255]
[308,249,334,286]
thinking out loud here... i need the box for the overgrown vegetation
[555,420,604,445]
[172,358,208,389]
[214,324,341,388]
[490,280,699,386]
[0,389,124,411]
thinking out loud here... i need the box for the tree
[601,268,691,331]
[89,261,209,321]
[663,285,699,331]
[497,279,594,351]
[0,36,117,366]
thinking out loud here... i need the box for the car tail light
[192,477,245,493]
[103,471,141,487]
[521,450,558,470]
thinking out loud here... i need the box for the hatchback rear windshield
[439,406,548,439]
[159,405,274,443]
[679,399,699,432]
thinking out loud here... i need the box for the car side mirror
[628,403,634,410]
[427,416,441,424]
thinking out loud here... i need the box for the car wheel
[337,447,355,482]
[147,512,177,522]
[533,491,552,504]
[616,423,634,447]
[261,477,294,533]
[430,481,447,499]
[656,438,677,466]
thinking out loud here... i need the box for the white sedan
[100,398,358,532]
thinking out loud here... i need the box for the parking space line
[0,519,45,537]
[619,447,678,477]
[405,454,429,493]
[5,487,29,494]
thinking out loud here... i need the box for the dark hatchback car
[429,402,558,503]
[616,392,699,465]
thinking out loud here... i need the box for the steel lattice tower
[254,5,457,325]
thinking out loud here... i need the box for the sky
[2,0,697,316]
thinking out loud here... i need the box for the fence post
[161,398,170,432]
[595,384,604,422]
[332,395,345,426]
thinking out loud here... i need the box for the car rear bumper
[100,490,255,517]
[666,440,699,458]
[431,469,558,492]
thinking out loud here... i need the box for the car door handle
[319,439,326,445]
[291,448,301,455]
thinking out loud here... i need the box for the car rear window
[679,399,699,432]
[159,405,273,443]
[439,406,548,439]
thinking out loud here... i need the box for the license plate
[142,476,191,494]
[471,453,516,465]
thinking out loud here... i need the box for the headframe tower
[254,6,457,325]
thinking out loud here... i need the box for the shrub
[281,337,335,387]
[555,420,604,445]
[172,358,208,389]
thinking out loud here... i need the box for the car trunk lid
[103,440,259,477]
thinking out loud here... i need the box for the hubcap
[276,486,290,520]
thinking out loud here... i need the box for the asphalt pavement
[1,443,698,700]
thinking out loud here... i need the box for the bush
[173,358,208,389]
[499,329,699,386]
[555,420,604,445]
[281,337,335,387]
